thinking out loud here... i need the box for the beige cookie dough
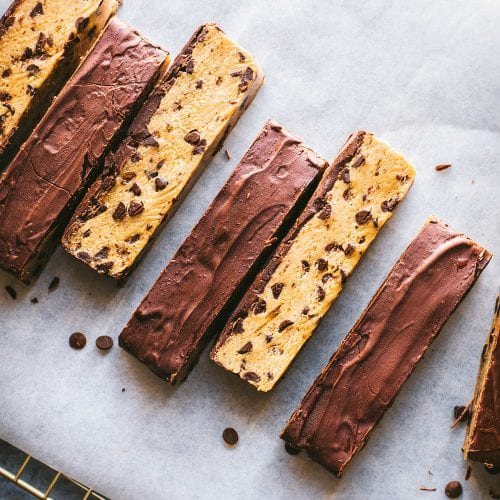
[211,132,415,391]
[62,23,263,280]
[0,0,120,164]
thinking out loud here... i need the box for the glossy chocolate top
[466,295,500,466]
[281,218,491,477]
[0,18,167,280]
[119,120,327,382]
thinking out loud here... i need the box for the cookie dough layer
[119,121,327,384]
[0,0,120,166]
[0,19,168,283]
[211,131,415,391]
[464,295,500,468]
[62,23,264,280]
[281,218,491,478]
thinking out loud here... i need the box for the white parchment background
[0,0,499,498]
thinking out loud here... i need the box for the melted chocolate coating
[119,120,327,383]
[466,295,500,466]
[281,218,491,477]
[0,19,167,283]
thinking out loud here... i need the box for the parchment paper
[1,1,499,498]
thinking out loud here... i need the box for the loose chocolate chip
[316,286,325,301]
[128,201,144,216]
[301,307,310,315]
[350,155,365,168]
[271,282,284,299]
[95,247,110,260]
[129,183,141,196]
[48,276,60,291]
[285,442,301,455]
[195,79,203,89]
[184,129,201,145]
[341,168,350,183]
[318,203,332,220]
[445,481,462,498]
[465,466,472,480]
[222,427,238,445]
[232,318,244,333]
[316,258,328,271]
[322,273,333,284]
[75,17,89,32]
[5,285,16,299]
[238,342,253,354]
[355,210,372,225]
[69,332,86,350]
[112,202,127,220]
[30,2,44,17]
[2,69,11,78]
[435,163,452,171]
[251,298,266,314]
[193,139,207,155]
[155,177,168,191]
[301,260,310,272]
[26,85,37,96]
[121,387,126,392]
[243,371,261,382]
[381,199,399,212]
[96,335,113,351]
[344,244,355,256]
[453,405,469,422]
[31,297,38,304]
[279,320,294,332]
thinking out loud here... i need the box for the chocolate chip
[238,67,254,92]
[316,286,325,301]
[5,285,16,300]
[251,298,266,314]
[325,242,341,252]
[312,197,325,211]
[373,218,379,228]
[232,318,244,333]
[77,251,91,262]
[279,320,294,332]
[129,183,141,196]
[30,2,44,17]
[96,261,113,273]
[222,427,238,445]
[301,260,310,272]
[359,236,366,244]
[130,152,141,163]
[31,297,38,304]
[21,47,33,61]
[195,79,203,89]
[301,307,310,315]
[243,372,261,382]
[445,481,462,498]
[350,155,365,168]
[344,244,355,256]
[2,69,11,78]
[238,342,253,354]
[148,171,158,179]
[121,172,136,182]
[355,210,371,225]
[453,405,469,423]
[3,16,14,28]
[95,247,110,260]
[316,258,328,271]
[75,17,89,32]
[396,174,408,182]
[96,335,113,351]
[48,276,60,291]
[216,76,223,85]
[125,234,141,243]
[193,139,207,155]
[155,177,168,191]
[128,201,144,217]
[112,202,127,220]
[342,188,351,200]
[435,163,452,171]
[230,69,243,77]
[340,269,347,284]
[184,129,201,145]
[121,387,126,392]
[101,175,115,191]
[318,203,332,220]
[69,332,86,350]
[182,57,194,74]
[0,92,11,101]
[271,282,284,299]
[26,85,37,96]
[341,168,350,183]
[322,273,333,284]
[285,442,301,455]
[381,199,399,212]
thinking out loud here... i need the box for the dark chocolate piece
[0,19,167,283]
[445,481,463,498]
[464,295,500,467]
[119,121,326,383]
[222,427,238,445]
[281,218,491,477]
[69,332,86,350]
[96,335,113,351]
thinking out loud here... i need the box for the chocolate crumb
[419,487,437,492]
[237,342,253,354]
[465,466,472,481]
[69,332,86,350]
[302,307,310,315]
[48,276,60,291]
[222,427,238,445]
[225,149,231,160]
[271,282,284,299]
[279,320,294,332]
[195,79,203,89]
[453,405,469,423]
[96,335,113,351]
[121,388,126,392]
[31,297,38,304]
[435,163,452,171]
[445,481,463,498]
[285,442,301,455]
[5,285,16,300]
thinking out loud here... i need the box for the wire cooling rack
[0,439,106,499]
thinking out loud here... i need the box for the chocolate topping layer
[0,19,168,283]
[281,218,491,477]
[464,295,500,467]
[119,121,327,383]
